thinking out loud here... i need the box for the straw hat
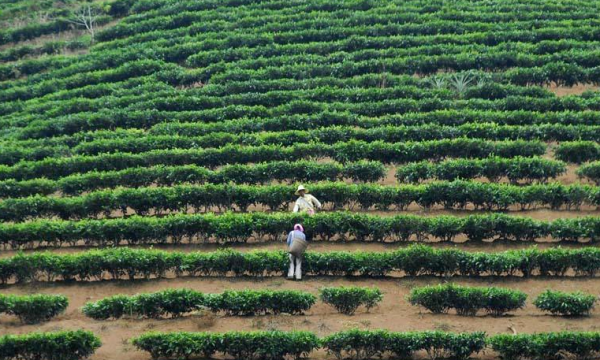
[295,185,309,195]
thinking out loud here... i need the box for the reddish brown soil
[2,277,600,360]
[548,83,598,97]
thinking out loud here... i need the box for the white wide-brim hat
[295,185,309,195]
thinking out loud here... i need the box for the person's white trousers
[288,254,302,280]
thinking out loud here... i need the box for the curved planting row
[14,109,600,140]
[0,156,570,200]
[0,139,545,181]
[7,121,600,155]
[3,181,599,223]
[0,161,384,199]
[0,330,100,360]
[1,212,599,250]
[133,329,600,360]
[3,245,600,284]
[0,293,68,324]
[4,124,600,164]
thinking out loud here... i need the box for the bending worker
[292,185,322,215]
[287,223,309,280]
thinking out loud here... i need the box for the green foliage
[555,141,600,163]
[490,332,600,360]
[206,289,316,316]
[132,331,320,360]
[319,287,383,315]
[3,245,600,284]
[533,289,597,316]
[323,329,486,360]
[4,180,600,222]
[83,289,316,319]
[0,139,544,181]
[396,157,566,183]
[0,330,101,360]
[408,284,527,316]
[0,294,68,324]
[1,210,600,250]
[577,161,600,185]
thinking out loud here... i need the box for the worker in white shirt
[292,185,322,215]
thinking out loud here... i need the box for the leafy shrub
[206,289,316,315]
[83,289,316,319]
[577,161,600,185]
[533,290,597,316]
[3,208,600,250]
[490,332,600,360]
[132,331,320,360]
[0,294,68,324]
[555,141,600,163]
[319,286,383,315]
[3,245,600,284]
[408,284,526,316]
[4,180,600,223]
[396,157,566,183]
[0,330,101,360]
[323,329,486,360]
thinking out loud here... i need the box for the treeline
[3,245,600,284]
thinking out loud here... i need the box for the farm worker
[287,223,309,280]
[292,185,322,215]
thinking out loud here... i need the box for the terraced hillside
[2,0,600,359]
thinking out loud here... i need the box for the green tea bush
[3,180,600,222]
[396,157,566,183]
[408,284,527,316]
[3,245,600,284]
[83,289,316,319]
[206,289,316,316]
[323,329,486,360]
[0,139,545,181]
[577,161,600,184]
[0,330,101,360]
[319,287,383,315]
[2,210,600,250]
[132,331,320,360]
[533,289,597,316]
[0,294,68,324]
[555,141,600,163]
[490,332,600,360]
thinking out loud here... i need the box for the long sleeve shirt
[292,194,322,213]
[287,230,306,247]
